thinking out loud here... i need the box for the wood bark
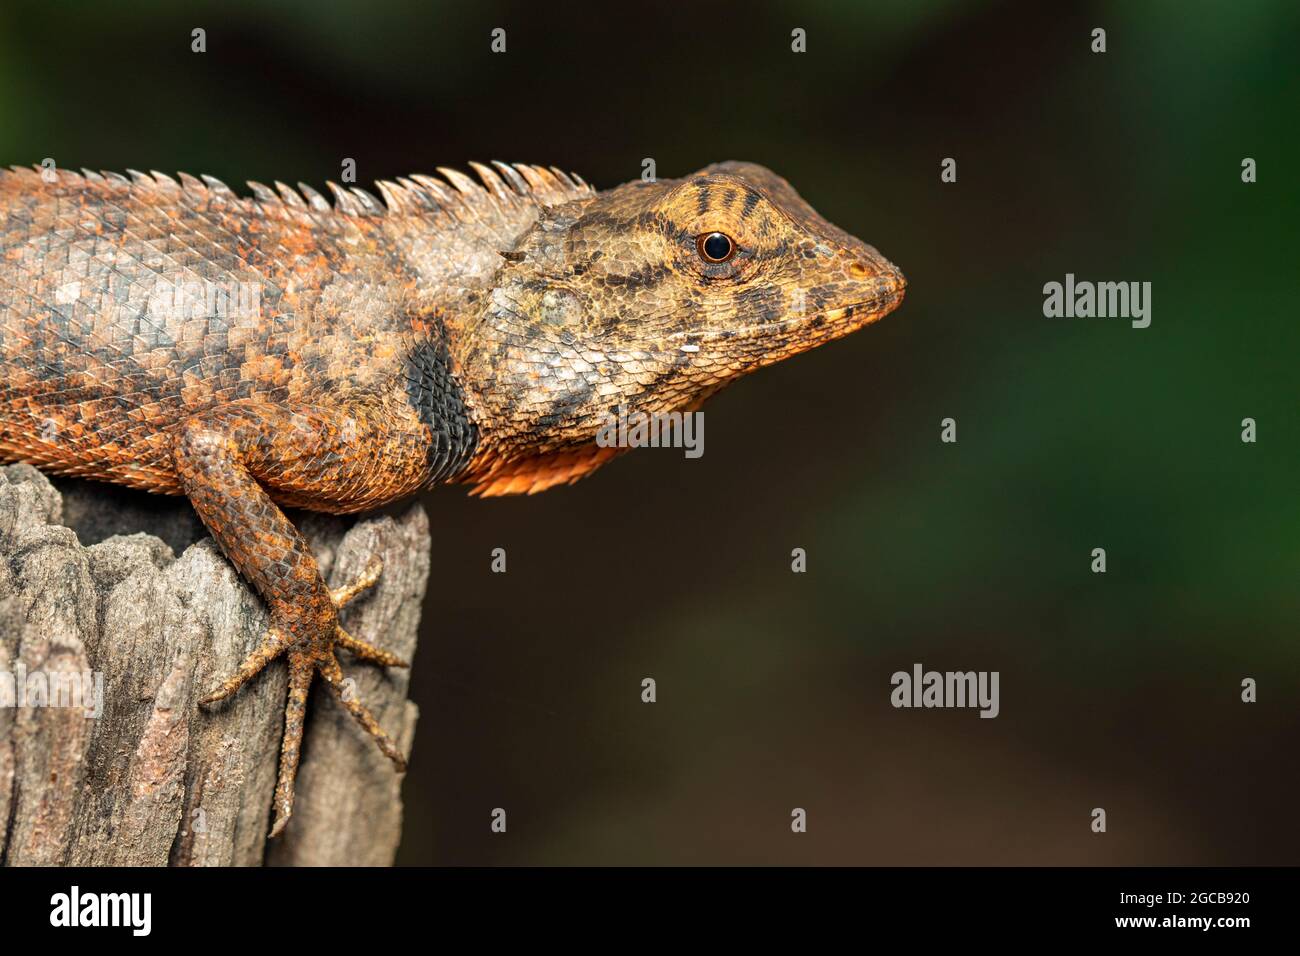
[0,463,426,866]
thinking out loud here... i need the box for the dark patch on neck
[403,333,478,483]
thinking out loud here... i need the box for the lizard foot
[199,557,409,837]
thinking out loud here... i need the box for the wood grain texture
[0,463,427,866]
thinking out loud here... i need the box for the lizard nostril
[848,262,870,279]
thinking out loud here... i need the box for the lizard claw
[200,556,408,838]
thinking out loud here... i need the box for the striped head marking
[462,161,906,455]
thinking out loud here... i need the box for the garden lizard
[0,159,906,836]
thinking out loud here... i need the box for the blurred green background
[3,0,1296,864]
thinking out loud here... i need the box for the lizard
[0,159,906,837]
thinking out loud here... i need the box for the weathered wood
[0,463,426,866]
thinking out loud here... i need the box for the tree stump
[0,463,427,866]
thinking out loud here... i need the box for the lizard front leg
[172,400,425,837]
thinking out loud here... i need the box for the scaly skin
[0,159,906,835]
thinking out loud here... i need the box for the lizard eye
[696,231,736,263]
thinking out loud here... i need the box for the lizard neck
[444,283,643,497]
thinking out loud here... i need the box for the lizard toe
[334,624,409,668]
[329,556,384,608]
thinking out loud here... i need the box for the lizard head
[459,161,906,494]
